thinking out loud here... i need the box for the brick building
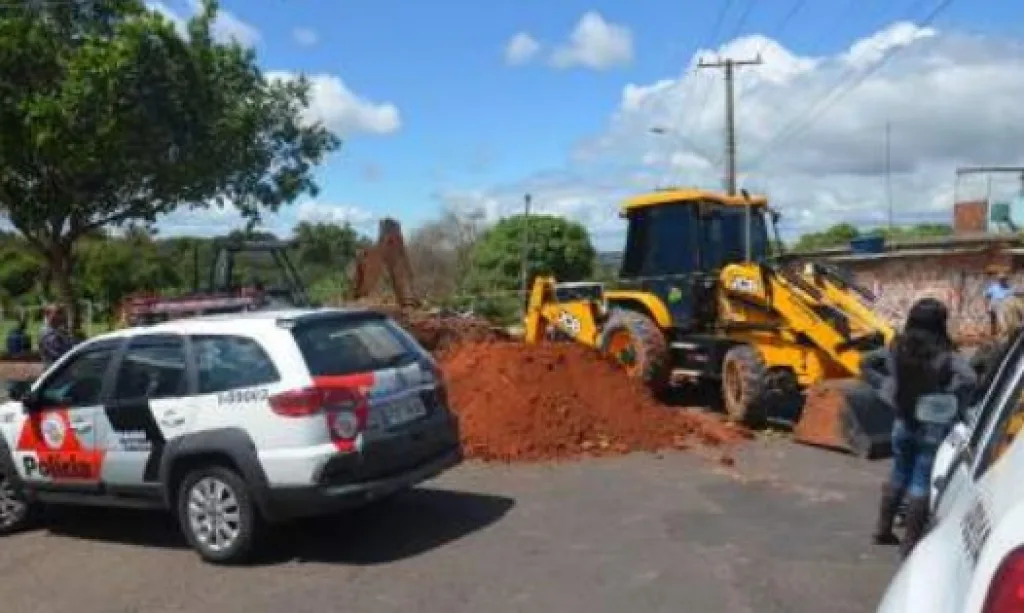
[799,234,1024,337]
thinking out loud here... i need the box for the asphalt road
[0,441,899,613]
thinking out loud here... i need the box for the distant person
[40,305,74,367]
[985,269,1015,336]
[5,319,28,356]
[971,296,1024,405]
[861,298,976,558]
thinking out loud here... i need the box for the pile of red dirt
[399,312,511,352]
[437,341,752,463]
[341,301,511,352]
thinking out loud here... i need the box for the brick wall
[954,200,989,235]
[845,250,1020,337]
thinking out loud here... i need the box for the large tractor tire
[721,344,770,427]
[598,310,670,395]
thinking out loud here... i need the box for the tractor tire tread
[722,344,770,427]
[599,309,670,395]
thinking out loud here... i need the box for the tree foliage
[469,214,596,291]
[407,208,485,302]
[0,0,339,329]
[77,233,181,316]
[0,247,43,300]
[792,222,953,251]
[466,214,596,322]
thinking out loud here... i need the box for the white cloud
[504,32,541,66]
[550,12,633,70]
[148,1,260,47]
[443,22,1024,247]
[293,27,319,47]
[266,72,401,136]
[296,202,375,228]
[156,205,252,237]
[843,22,937,68]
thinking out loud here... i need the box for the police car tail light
[982,546,1024,613]
[320,388,367,450]
[269,388,324,417]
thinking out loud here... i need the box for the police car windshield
[292,316,416,377]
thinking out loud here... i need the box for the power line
[708,0,808,170]
[745,0,958,172]
[672,0,739,142]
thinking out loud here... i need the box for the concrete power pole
[518,193,532,320]
[698,55,762,195]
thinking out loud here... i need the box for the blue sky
[155,0,1024,246]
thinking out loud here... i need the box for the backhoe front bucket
[793,379,894,459]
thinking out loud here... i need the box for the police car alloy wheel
[0,473,30,534]
[177,467,258,564]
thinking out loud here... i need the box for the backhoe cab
[524,188,896,456]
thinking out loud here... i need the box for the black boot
[873,484,902,545]
[900,496,930,558]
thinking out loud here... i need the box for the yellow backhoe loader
[523,188,897,458]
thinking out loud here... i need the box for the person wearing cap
[985,268,1015,336]
[40,304,74,367]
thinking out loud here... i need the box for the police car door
[99,333,192,493]
[938,348,1024,612]
[13,340,121,491]
[934,334,1024,520]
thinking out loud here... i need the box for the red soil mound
[437,341,751,463]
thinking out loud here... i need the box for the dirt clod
[437,341,751,463]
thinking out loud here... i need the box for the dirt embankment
[436,340,751,463]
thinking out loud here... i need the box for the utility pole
[698,55,762,195]
[518,193,532,320]
[885,121,893,232]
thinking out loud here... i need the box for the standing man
[985,267,1015,336]
[40,304,74,367]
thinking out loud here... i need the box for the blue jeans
[890,418,949,498]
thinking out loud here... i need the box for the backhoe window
[702,206,769,269]
[620,204,699,279]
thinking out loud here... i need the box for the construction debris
[437,340,752,463]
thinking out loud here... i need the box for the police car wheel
[177,466,259,564]
[0,471,33,535]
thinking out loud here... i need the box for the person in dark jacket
[40,304,74,367]
[862,297,977,558]
[5,319,29,356]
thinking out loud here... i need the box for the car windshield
[292,316,417,377]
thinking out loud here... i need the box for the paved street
[0,441,898,613]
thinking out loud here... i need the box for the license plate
[381,396,427,427]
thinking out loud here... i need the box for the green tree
[0,0,340,330]
[467,214,596,322]
[793,223,861,251]
[294,221,367,281]
[78,234,180,318]
[0,247,43,300]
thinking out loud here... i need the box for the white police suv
[0,308,462,564]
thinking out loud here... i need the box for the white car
[876,331,1024,612]
[0,308,462,564]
